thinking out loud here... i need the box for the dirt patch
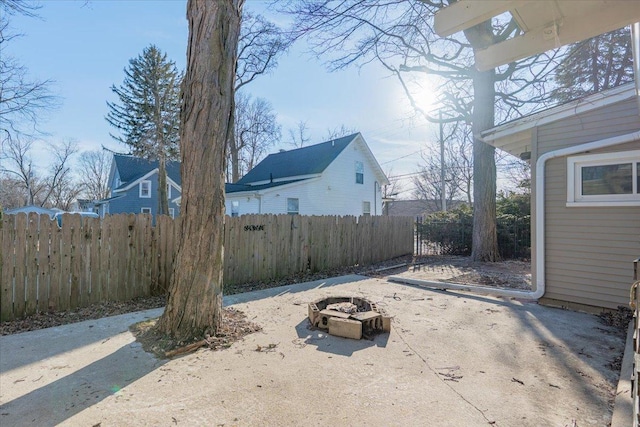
[390,256,532,290]
[1,255,531,336]
[130,307,261,358]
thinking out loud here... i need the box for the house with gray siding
[223,133,389,216]
[482,83,640,311]
[95,155,181,221]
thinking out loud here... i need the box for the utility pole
[439,110,447,211]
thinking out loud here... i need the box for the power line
[380,149,423,165]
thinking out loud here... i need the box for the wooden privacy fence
[1,213,413,321]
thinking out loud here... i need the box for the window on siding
[168,208,175,218]
[355,161,364,184]
[139,180,151,198]
[141,207,152,214]
[167,183,172,199]
[362,201,371,216]
[231,201,239,217]
[287,198,299,215]
[567,150,640,206]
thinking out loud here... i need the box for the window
[168,208,175,218]
[141,207,152,214]
[567,150,640,206]
[362,201,371,216]
[167,183,172,199]
[139,180,151,198]
[355,161,364,184]
[287,198,299,215]
[231,201,239,217]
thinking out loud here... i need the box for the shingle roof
[236,133,359,185]
[225,179,309,194]
[114,154,181,186]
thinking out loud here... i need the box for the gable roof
[225,179,310,194]
[481,83,637,159]
[113,154,181,187]
[237,133,357,185]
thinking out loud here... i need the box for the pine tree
[551,28,634,103]
[106,45,181,215]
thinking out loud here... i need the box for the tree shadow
[0,308,164,374]
[293,318,389,357]
[0,340,165,426]
[224,274,368,306]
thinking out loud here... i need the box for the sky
[5,0,443,199]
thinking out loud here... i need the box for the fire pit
[308,296,391,340]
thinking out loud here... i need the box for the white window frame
[231,201,239,217]
[287,198,299,215]
[355,161,364,185]
[167,183,172,199]
[567,150,640,207]
[362,201,371,216]
[139,180,152,198]
[168,208,175,218]
[141,207,152,214]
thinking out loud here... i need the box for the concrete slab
[0,276,626,426]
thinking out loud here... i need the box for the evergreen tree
[106,45,181,216]
[551,28,634,103]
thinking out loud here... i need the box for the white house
[224,133,389,216]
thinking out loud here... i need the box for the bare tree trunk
[470,68,499,262]
[463,21,499,262]
[157,0,243,341]
[158,155,168,215]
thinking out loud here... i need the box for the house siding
[108,174,181,220]
[534,98,640,309]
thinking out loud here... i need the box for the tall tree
[551,28,634,103]
[226,11,291,183]
[106,45,181,216]
[284,1,561,261]
[157,0,243,341]
[78,149,112,200]
[288,120,310,148]
[228,91,280,182]
[0,0,57,143]
[0,137,78,208]
[412,126,473,208]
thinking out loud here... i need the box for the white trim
[567,150,640,205]
[114,168,181,193]
[286,197,299,215]
[168,208,175,218]
[140,207,152,214]
[167,183,172,199]
[139,180,152,198]
[245,174,320,187]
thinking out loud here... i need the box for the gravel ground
[1,255,534,336]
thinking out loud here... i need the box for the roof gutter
[389,130,640,300]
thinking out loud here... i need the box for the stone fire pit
[308,296,391,340]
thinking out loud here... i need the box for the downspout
[631,23,640,113]
[389,130,640,300]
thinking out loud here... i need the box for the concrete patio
[0,275,628,426]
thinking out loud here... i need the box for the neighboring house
[224,133,389,216]
[4,205,58,216]
[482,83,640,311]
[95,155,181,220]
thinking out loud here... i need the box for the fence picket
[24,213,39,315]
[1,215,15,321]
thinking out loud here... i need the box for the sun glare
[412,77,439,112]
